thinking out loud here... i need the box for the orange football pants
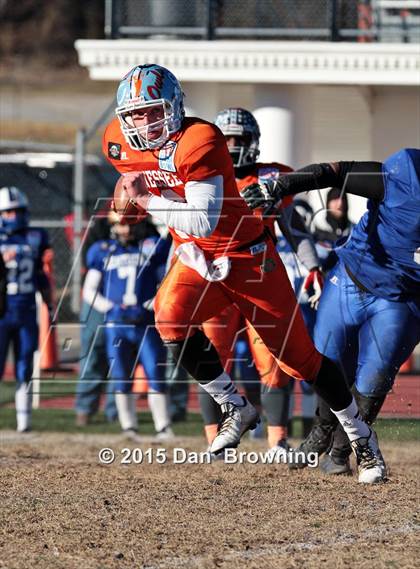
[154,240,322,382]
[202,305,290,388]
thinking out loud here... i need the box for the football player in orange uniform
[102,64,385,479]
[200,108,323,457]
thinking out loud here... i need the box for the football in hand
[112,175,147,225]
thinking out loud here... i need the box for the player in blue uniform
[241,148,420,481]
[0,253,6,318]
[83,213,172,439]
[0,186,52,432]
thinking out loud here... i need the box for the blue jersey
[338,148,420,316]
[276,236,306,296]
[0,227,50,310]
[86,236,169,323]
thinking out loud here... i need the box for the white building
[75,39,419,162]
[75,37,419,219]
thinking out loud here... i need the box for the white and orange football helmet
[115,64,185,151]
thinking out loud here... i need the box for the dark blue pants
[314,261,420,397]
[105,322,167,394]
[0,305,38,383]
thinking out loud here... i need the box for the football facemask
[0,210,29,234]
[215,108,260,168]
[118,100,175,151]
[225,134,256,169]
[0,187,29,233]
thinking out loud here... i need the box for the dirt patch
[0,433,418,569]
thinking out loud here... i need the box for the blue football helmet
[215,108,260,167]
[115,64,185,151]
[0,186,29,233]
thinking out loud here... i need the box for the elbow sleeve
[277,163,340,197]
[147,175,223,238]
[279,161,384,201]
[337,161,385,200]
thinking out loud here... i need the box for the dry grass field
[0,432,418,569]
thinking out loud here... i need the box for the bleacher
[104,0,420,42]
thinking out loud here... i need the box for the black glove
[241,165,343,215]
[240,180,284,215]
[240,182,272,209]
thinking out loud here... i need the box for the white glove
[303,269,324,310]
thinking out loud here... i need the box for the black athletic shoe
[288,423,334,470]
[320,453,352,476]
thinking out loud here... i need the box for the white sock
[115,392,138,431]
[332,397,370,442]
[199,372,243,406]
[16,382,33,432]
[148,389,171,433]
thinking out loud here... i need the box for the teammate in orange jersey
[200,108,323,457]
[102,64,384,480]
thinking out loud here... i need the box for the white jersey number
[7,257,35,295]
[117,265,137,306]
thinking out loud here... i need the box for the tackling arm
[277,161,385,200]
[241,161,385,212]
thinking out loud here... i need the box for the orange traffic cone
[132,364,149,395]
[39,303,59,370]
[400,356,413,374]
[39,249,59,370]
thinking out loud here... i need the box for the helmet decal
[144,68,164,100]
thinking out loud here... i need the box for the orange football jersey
[235,162,294,233]
[103,117,263,255]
